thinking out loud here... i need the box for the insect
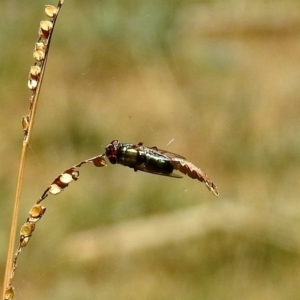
[105,140,219,197]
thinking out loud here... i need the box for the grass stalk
[2,2,64,299]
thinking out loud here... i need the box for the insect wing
[148,146,186,160]
[134,163,183,178]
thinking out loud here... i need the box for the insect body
[105,140,219,196]
[105,140,180,177]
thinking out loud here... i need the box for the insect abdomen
[144,154,174,174]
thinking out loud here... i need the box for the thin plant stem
[2,54,49,300]
[2,146,28,298]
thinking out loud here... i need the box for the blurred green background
[1,0,300,299]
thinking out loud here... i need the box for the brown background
[1,1,300,299]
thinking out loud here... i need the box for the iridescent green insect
[105,140,219,197]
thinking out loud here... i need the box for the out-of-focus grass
[1,1,300,299]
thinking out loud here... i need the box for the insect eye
[108,156,117,164]
[105,144,114,154]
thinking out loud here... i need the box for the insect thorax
[117,144,140,167]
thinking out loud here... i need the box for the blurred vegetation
[1,0,300,299]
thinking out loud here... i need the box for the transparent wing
[148,146,186,160]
